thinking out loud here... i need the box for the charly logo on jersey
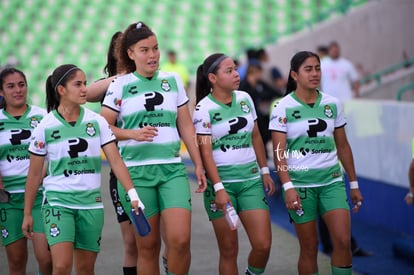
[1,226,8,239]
[30,117,40,128]
[161,79,171,91]
[212,113,222,122]
[85,123,96,137]
[292,110,301,119]
[240,101,250,113]
[49,223,60,237]
[324,105,333,118]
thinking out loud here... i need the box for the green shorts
[118,163,191,219]
[203,178,269,221]
[42,204,104,252]
[1,191,44,246]
[284,181,350,224]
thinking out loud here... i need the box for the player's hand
[350,188,363,213]
[284,189,302,211]
[194,165,207,193]
[262,174,276,196]
[215,189,231,212]
[132,126,158,142]
[22,215,34,239]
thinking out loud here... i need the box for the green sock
[246,265,265,275]
[331,265,352,275]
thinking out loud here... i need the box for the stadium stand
[0,0,366,108]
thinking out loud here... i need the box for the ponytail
[45,75,59,112]
[195,64,211,104]
[285,70,296,95]
[45,64,81,112]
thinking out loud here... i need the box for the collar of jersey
[52,106,85,127]
[133,70,159,81]
[291,90,322,109]
[208,91,235,108]
[2,104,31,120]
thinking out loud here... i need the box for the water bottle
[225,202,240,230]
[130,208,151,237]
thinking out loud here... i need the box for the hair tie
[54,66,79,92]
[136,22,143,29]
[205,55,228,77]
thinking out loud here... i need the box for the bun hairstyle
[45,64,81,112]
[117,21,156,73]
[195,53,228,104]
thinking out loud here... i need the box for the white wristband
[349,181,359,189]
[260,167,270,175]
[128,188,145,210]
[213,182,225,192]
[407,192,414,198]
[283,181,294,191]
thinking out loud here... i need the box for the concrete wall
[265,0,414,79]
[344,99,414,235]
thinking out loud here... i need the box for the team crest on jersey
[30,117,40,128]
[161,79,171,92]
[209,200,218,213]
[116,202,124,216]
[1,226,8,239]
[49,223,60,237]
[324,105,333,118]
[86,123,96,137]
[240,101,250,113]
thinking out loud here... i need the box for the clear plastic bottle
[225,202,241,230]
[130,208,151,237]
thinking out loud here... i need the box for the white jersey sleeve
[193,101,212,135]
[28,117,48,156]
[268,98,287,133]
[102,76,124,112]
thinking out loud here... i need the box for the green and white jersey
[269,91,346,187]
[0,105,45,193]
[102,71,188,167]
[193,91,260,183]
[29,107,115,209]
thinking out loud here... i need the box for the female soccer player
[0,67,52,275]
[22,64,142,275]
[100,21,206,275]
[193,53,275,275]
[269,51,363,275]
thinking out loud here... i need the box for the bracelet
[407,192,414,198]
[128,188,145,210]
[260,167,270,175]
[283,181,294,191]
[213,182,225,192]
[349,181,359,189]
